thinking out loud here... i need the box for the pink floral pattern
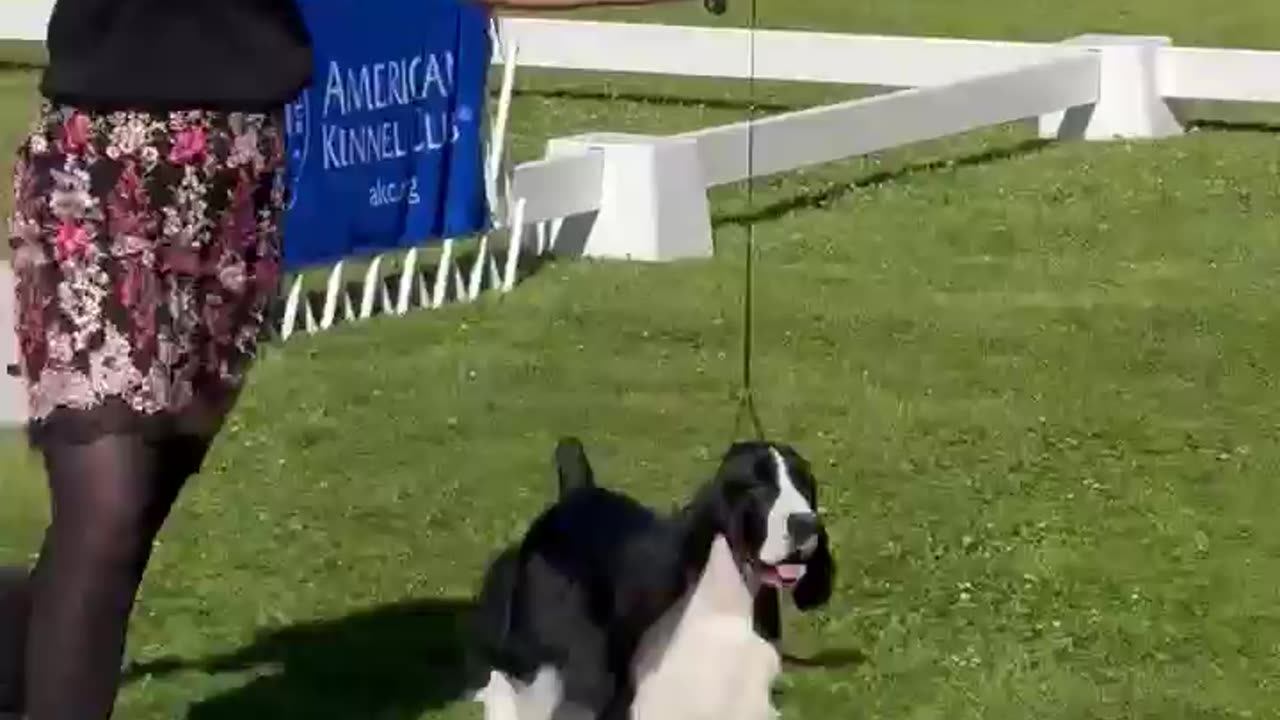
[7,102,286,444]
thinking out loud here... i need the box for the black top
[41,0,313,112]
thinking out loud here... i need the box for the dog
[475,534,781,720]
[469,437,834,720]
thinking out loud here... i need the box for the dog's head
[686,441,834,611]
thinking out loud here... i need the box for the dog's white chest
[475,536,781,720]
[631,610,780,720]
[630,536,782,720]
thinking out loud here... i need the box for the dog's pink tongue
[776,564,806,582]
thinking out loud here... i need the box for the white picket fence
[3,13,1280,426]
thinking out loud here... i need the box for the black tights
[0,433,207,719]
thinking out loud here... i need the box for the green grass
[5,1,1280,718]
[0,40,46,68]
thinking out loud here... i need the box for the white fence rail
[1158,47,1280,102]
[493,20,1280,230]
[4,9,1280,426]
[2,3,52,46]
[683,53,1100,186]
[491,19,1085,87]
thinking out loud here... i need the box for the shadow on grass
[1187,119,1280,134]
[713,137,1053,227]
[515,86,801,114]
[781,647,868,671]
[126,598,478,720]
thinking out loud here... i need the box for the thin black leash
[708,0,765,441]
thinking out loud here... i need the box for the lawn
[4,1,1280,718]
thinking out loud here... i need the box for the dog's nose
[787,513,820,550]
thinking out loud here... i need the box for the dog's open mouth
[758,563,807,589]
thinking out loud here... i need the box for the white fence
[3,12,1280,426]
[500,23,1280,231]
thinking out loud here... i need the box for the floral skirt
[7,102,286,447]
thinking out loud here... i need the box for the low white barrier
[1,3,52,46]
[492,22,1280,262]
[684,53,1100,186]
[491,18,1082,88]
[1158,46,1280,102]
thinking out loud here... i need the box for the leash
[707,0,765,442]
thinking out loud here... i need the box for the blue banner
[282,0,492,271]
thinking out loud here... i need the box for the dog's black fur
[469,437,834,720]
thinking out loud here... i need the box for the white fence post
[1,263,27,428]
[1039,34,1185,141]
[543,133,713,262]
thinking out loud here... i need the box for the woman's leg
[0,567,30,713]
[23,433,189,720]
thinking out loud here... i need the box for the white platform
[544,133,714,262]
[1038,34,1185,140]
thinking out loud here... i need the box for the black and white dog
[468,437,834,720]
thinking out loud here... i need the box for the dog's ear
[752,587,782,643]
[792,525,833,610]
[715,443,766,489]
[683,447,759,567]
[706,444,764,522]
